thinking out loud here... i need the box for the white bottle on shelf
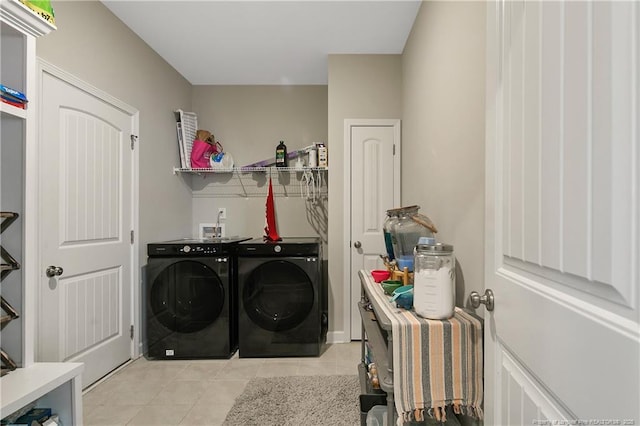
[308,145,317,168]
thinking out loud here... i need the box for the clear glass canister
[392,206,435,271]
[413,243,455,319]
[383,208,401,261]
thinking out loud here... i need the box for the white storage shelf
[1,2,81,426]
[175,166,328,198]
[0,103,27,119]
[0,363,83,424]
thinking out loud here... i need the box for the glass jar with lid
[391,205,436,271]
[413,242,455,319]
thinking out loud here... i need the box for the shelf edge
[0,362,83,418]
[0,0,56,37]
[358,302,393,393]
[0,102,28,119]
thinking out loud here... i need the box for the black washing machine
[145,237,249,359]
[237,237,327,358]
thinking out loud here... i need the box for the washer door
[243,260,314,332]
[150,260,224,333]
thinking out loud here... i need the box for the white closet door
[347,120,400,339]
[37,66,136,388]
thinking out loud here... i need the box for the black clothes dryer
[237,237,327,357]
[145,238,249,359]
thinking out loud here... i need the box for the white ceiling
[101,1,421,85]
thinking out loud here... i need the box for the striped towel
[363,271,483,424]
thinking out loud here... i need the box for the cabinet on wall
[1,1,82,423]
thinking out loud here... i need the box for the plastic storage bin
[360,395,387,426]
[366,405,388,426]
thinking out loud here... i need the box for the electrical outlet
[217,208,227,220]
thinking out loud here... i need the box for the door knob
[469,289,494,311]
[46,265,64,278]
[354,241,362,249]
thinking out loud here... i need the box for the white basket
[174,109,198,168]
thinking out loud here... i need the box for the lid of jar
[387,205,419,215]
[415,242,453,252]
[398,206,420,216]
[417,237,436,245]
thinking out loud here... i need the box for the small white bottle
[308,146,317,168]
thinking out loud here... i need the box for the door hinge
[130,325,134,339]
[393,144,396,155]
[130,230,134,244]
[130,134,138,150]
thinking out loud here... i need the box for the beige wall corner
[402,1,486,306]
[327,54,402,340]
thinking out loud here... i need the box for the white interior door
[346,120,400,340]
[36,64,137,387]
[485,1,639,422]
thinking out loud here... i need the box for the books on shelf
[0,84,28,110]
[1,406,58,425]
[19,0,56,27]
[1,97,26,110]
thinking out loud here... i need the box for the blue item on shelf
[391,285,414,310]
[14,407,52,425]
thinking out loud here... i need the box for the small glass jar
[413,242,455,319]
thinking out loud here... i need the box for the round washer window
[243,260,314,332]
[150,260,224,333]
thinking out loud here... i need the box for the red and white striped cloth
[362,271,483,424]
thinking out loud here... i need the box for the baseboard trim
[327,331,350,344]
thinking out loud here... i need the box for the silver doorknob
[46,266,64,278]
[354,241,362,249]
[469,289,494,311]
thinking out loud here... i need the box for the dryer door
[150,259,225,333]
[243,259,314,331]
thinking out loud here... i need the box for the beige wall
[327,55,402,339]
[35,1,486,343]
[191,86,328,241]
[402,1,486,305]
[37,1,194,266]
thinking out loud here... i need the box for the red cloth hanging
[264,177,281,241]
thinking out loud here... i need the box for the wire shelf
[178,167,328,198]
[173,166,328,174]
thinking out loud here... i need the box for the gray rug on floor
[223,375,360,426]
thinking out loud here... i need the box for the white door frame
[31,59,140,359]
[342,119,401,340]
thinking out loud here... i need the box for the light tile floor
[83,342,362,426]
